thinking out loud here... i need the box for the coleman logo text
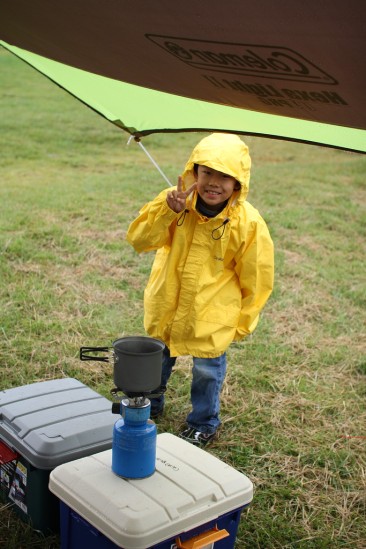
[146,35,337,85]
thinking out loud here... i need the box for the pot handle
[79,347,110,362]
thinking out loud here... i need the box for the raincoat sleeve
[126,188,178,252]
[234,218,274,340]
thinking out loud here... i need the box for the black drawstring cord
[212,218,230,240]
[177,209,229,239]
[177,209,189,226]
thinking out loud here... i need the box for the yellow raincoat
[127,134,274,357]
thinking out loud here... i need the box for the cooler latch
[0,440,18,464]
[175,526,230,548]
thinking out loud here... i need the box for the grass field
[1,46,366,548]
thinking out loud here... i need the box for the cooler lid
[0,378,115,469]
[49,433,253,549]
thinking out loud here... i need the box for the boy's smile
[195,165,239,211]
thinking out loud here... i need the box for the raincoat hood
[182,133,251,201]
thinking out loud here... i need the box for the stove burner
[110,385,166,400]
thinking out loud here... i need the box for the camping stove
[80,336,165,480]
[111,394,157,479]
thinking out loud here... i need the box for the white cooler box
[49,433,253,549]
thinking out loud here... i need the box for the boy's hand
[166,177,197,213]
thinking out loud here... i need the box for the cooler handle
[175,526,230,548]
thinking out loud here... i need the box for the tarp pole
[128,136,173,187]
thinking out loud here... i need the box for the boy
[126,133,274,446]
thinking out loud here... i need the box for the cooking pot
[80,336,164,396]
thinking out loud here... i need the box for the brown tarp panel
[1,0,365,132]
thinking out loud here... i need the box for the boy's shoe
[179,427,216,447]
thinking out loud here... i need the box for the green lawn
[1,47,365,548]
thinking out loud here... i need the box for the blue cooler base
[59,501,246,549]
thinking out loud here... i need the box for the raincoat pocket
[194,304,241,328]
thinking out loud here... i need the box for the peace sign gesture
[166,177,197,213]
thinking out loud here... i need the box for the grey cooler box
[0,377,116,533]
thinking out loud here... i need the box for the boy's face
[195,165,240,211]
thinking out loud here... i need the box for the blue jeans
[150,347,227,435]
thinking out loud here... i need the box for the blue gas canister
[112,398,157,479]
